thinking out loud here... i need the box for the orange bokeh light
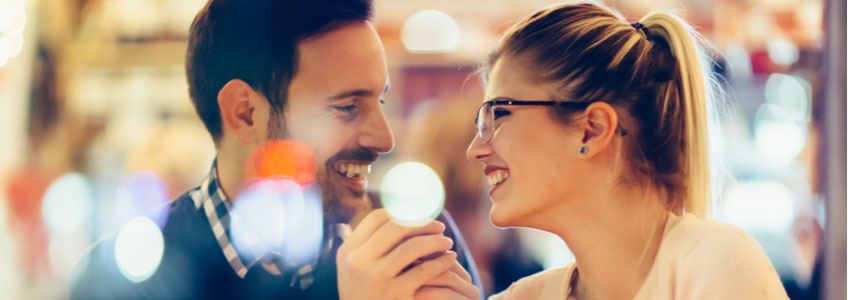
[244,140,317,186]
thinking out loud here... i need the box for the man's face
[271,21,393,220]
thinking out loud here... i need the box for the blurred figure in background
[125,119,216,195]
[5,109,105,297]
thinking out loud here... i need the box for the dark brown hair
[185,0,374,143]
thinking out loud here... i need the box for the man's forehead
[292,22,388,98]
[297,22,384,66]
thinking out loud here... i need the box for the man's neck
[215,153,247,201]
[327,192,374,229]
[347,197,374,229]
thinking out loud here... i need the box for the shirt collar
[190,160,349,286]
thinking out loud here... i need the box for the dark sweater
[69,190,480,299]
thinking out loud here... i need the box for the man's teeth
[334,163,371,179]
[487,171,509,186]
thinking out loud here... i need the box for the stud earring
[579,145,588,155]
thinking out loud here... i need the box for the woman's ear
[578,102,619,158]
[218,79,263,145]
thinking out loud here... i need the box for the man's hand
[336,209,478,300]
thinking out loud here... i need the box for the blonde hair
[489,2,717,219]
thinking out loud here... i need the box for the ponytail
[640,13,713,219]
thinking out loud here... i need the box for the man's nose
[358,107,394,154]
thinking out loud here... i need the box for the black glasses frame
[474,98,628,142]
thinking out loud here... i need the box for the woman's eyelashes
[493,107,511,119]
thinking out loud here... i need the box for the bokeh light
[114,216,165,283]
[724,44,753,80]
[0,0,26,67]
[244,140,317,185]
[114,170,170,229]
[41,173,94,234]
[753,104,807,168]
[401,10,460,53]
[281,184,323,264]
[231,178,324,265]
[380,162,445,226]
[764,73,811,122]
[231,180,290,256]
[718,180,795,234]
[767,38,800,66]
[518,228,574,270]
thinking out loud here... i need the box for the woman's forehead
[485,58,557,102]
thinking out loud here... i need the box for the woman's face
[466,57,590,228]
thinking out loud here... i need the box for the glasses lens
[476,103,486,139]
[481,103,493,141]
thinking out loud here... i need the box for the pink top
[489,213,789,299]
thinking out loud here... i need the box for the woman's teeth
[334,163,371,179]
[487,171,509,186]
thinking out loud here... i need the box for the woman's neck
[550,186,669,300]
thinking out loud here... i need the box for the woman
[466,2,788,299]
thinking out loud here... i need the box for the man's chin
[319,174,371,223]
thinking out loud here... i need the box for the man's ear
[218,79,262,145]
[578,102,620,159]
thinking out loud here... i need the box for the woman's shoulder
[652,213,788,299]
[662,213,770,263]
[488,263,575,300]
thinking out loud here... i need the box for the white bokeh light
[764,73,810,122]
[0,0,26,67]
[767,38,800,66]
[114,216,165,283]
[231,179,324,265]
[724,44,753,81]
[518,228,574,270]
[42,173,95,234]
[753,104,807,168]
[717,180,795,234]
[380,162,445,226]
[281,185,323,264]
[231,180,289,257]
[401,10,461,53]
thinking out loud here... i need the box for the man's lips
[329,161,374,180]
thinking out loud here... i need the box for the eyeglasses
[474,98,628,142]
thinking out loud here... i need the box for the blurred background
[0,0,844,298]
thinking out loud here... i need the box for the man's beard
[318,145,378,223]
[266,111,378,223]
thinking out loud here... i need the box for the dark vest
[69,190,480,299]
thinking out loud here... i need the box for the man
[69,0,481,299]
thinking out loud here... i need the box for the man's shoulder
[68,231,125,299]
[68,189,209,299]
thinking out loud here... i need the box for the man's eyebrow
[327,89,375,100]
[327,82,391,101]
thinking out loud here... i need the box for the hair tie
[630,22,650,40]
